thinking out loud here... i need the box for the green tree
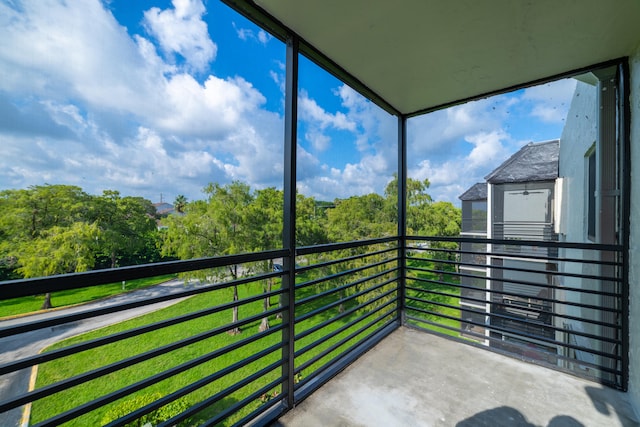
[296,194,329,246]
[326,193,394,242]
[421,201,462,279]
[0,184,90,288]
[17,222,101,308]
[0,184,160,299]
[0,185,89,241]
[174,194,188,213]
[246,187,283,331]
[92,191,158,269]
[323,194,395,313]
[384,174,432,234]
[162,181,253,334]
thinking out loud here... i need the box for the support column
[596,67,619,385]
[397,116,407,324]
[282,35,298,409]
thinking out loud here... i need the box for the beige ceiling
[252,0,640,115]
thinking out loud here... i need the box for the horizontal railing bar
[0,308,284,413]
[0,249,288,300]
[295,277,397,323]
[160,364,283,427]
[295,246,398,275]
[295,257,397,292]
[405,306,621,361]
[295,300,397,359]
[35,351,282,427]
[230,395,283,427]
[405,293,620,346]
[198,376,283,427]
[294,317,397,386]
[409,254,623,284]
[296,288,397,340]
[409,263,622,296]
[404,319,622,378]
[295,308,396,374]
[105,342,283,427]
[293,321,399,403]
[296,266,396,306]
[406,284,621,331]
[0,288,283,375]
[417,244,623,268]
[406,275,622,314]
[427,286,622,330]
[489,250,621,268]
[0,270,282,338]
[407,235,623,252]
[407,263,622,296]
[296,236,398,256]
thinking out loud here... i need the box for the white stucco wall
[627,44,640,412]
[558,80,597,243]
[557,77,608,372]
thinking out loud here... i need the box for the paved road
[0,279,199,427]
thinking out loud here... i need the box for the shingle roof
[484,140,559,184]
[459,183,487,201]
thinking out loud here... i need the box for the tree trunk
[228,284,241,335]
[276,283,283,320]
[259,278,272,332]
[41,293,52,310]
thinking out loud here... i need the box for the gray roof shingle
[484,140,559,184]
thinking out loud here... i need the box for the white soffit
[254,0,640,115]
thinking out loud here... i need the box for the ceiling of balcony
[252,0,640,115]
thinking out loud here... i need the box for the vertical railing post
[397,115,407,324]
[596,66,620,386]
[282,34,299,409]
[618,59,631,391]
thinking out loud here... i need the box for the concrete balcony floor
[273,327,639,427]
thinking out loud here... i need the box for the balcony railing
[406,235,625,390]
[0,235,625,426]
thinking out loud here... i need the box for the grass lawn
[0,274,176,319]
[405,256,462,338]
[32,280,281,426]
[30,265,396,426]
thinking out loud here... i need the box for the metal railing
[405,235,626,390]
[0,234,627,426]
[0,238,400,426]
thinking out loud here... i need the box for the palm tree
[174,194,187,213]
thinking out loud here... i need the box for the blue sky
[0,0,574,205]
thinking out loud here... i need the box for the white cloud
[0,0,287,202]
[233,22,272,45]
[299,91,356,132]
[156,73,266,137]
[405,94,519,204]
[295,84,398,200]
[522,79,576,124]
[0,0,570,208]
[143,0,216,72]
[258,30,271,44]
[465,130,509,169]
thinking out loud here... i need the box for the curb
[20,363,39,427]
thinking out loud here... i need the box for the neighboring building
[459,183,488,342]
[459,140,560,354]
[556,74,620,383]
[486,140,559,357]
[460,69,622,385]
[153,202,176,217]
[152,202,185,230]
